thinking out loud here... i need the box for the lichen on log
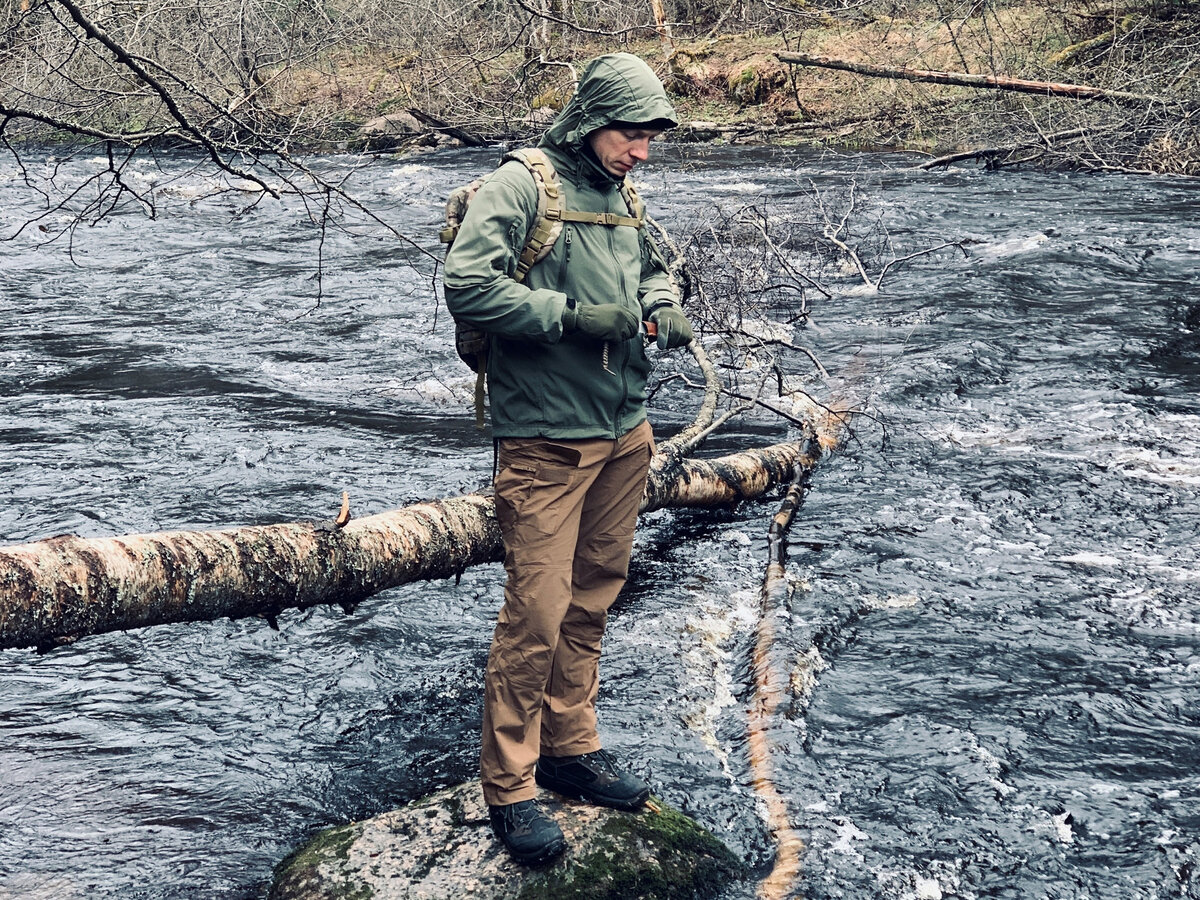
[0,493,501,653]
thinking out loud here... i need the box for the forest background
[2,0,1198,184]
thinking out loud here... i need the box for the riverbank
[277,4,1199,175]
[3,1,1196,174]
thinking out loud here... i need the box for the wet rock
[360,111,424,136]
[354,112,427,151]
[271,780,745,900]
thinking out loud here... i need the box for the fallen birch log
[775,51,1164,106]
[748,459,813,900]
[0,440,820,653]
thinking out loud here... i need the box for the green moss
[728,67,763,104]
[271,822,373,900]
[375,96,408,114]
[726,65,786,106]
[445,791,467,829]
[514,802,745,900]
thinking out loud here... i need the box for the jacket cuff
[561,296,578,332]
[645,298,682,315]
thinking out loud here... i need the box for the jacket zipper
[608,212,631,437]
[558,227,573,286]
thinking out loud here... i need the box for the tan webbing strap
[619,178,646,226]
[473,347,488,429]
[458,150,648,429]
[557,177,645,227]
[507,149,565,283]
[504,150,647,281]
[559,210,643,227]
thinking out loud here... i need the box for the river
[1,145,1197,900]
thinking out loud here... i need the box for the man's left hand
[649,306,694,350]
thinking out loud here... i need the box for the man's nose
[630,139,650,161]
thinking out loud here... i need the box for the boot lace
[502,799,540,830]
[578,748,619,775]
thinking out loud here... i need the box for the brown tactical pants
[480,420,654,807]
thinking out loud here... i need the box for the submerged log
[748,463,813,900]
[0,440,821,652]
[270,781,745,900]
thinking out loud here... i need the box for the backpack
[440,147,646,427]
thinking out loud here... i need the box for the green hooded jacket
[443,53,681,439]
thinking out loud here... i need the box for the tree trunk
[0,441,819,653]
[775,51,1163,106]
[649,0,687,87]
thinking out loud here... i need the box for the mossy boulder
[726,65,787,105]
[271,781,746,900]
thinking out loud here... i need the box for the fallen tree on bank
[774,39,1199,176]
[775,51,1166,106]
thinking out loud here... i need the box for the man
[443,52,694,865]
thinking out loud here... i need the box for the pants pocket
[495,440,585,542]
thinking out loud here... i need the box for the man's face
[586,125,663,177]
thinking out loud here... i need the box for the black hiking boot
[488,799,566,865]
[535,748,650,811]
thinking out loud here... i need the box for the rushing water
[1,144,1198,900]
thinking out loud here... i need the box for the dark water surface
[2,146,1198,899]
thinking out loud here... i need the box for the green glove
[649,305,694,349]
[563,300,640,342]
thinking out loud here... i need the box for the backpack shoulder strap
[557,176,645,228]
[619,177,646,225]
[484,148,646,283]
[502,148,565,284]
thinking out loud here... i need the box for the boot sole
[509,835,567,866]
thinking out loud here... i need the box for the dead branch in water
[917,126,1093,170]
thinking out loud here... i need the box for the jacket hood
[541,53,677,154]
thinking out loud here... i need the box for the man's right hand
[564,301,640,342]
